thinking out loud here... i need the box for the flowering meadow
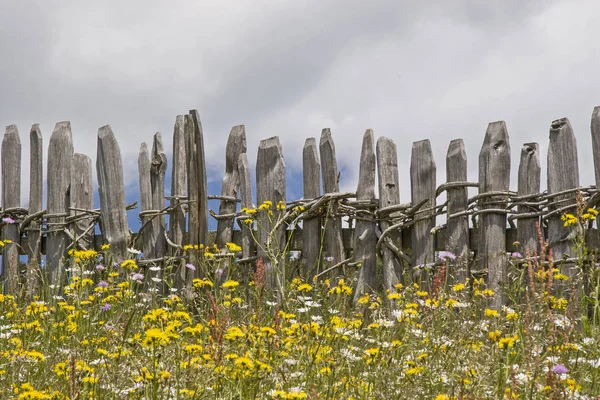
[2,204,600,399]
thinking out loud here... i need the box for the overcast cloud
[1,0,600,217]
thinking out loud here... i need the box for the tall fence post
[377,137,401,290]
[591,107,600,197]
[215,125,246,282]
[353,129,376,302]
[97,125,130,262]
[170,115,187,287]
[319,128,345,274]
[517,143,541,256]
[70,153,93,252]
[478,121,510,309]
[138,143,154,258]
[151,132,167,259]
[547,118,579,285]
[25,124,43,298]
[302,138,321,278]
[47,121,74,286]
[410,139,436,284]
[446,139,470,282]
[1,125,21,295]
[256,137,286,289]
[187,110,209,277]
[237,152,255,283]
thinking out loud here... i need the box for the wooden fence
[3,108,600,302]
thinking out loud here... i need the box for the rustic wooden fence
[3,108,600,302]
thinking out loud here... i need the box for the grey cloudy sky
[1,0,600,209]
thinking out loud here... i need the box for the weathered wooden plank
[302,137,321,278]
[151,132,167,258]
[547,118,579,282]
[97,125,130,262]
[353,130,377,302]
[138,143,154,258]
[478,121,510,308]
[238,152,255,265]
[256,137,286,289]
[169,115,187,248]
[70,153,94,252]
[1,125,21,295]
[186,110,208,278]
[216,125,246,248]
[446,139,469,282]
[170,116,187,289]
[517,142,541,256]
[184,114,199,259]
[377,137,401,290]
[46,121,74,287]
[189,110,208,248]
[25,124,43,298]
[410,139,436,283]
[319,128,345,272]
[591,107,600,191]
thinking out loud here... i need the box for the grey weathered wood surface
[410,139,436,283]
[170,116,187,288]
[138,143,154,258]
[70,153,93,249]
[517,142,541,256]
[97,125,129,262]
[353,130,377,302]
[26,124,43,298]
[46,121,74,286]
[302,138,321,277]
[256,136,286,288]
[238,152,254,267]
[591,106,600,193]
[446,139,469,281]
[478,121,510,309]
[184,114,199,258]
[169,115,187,248]
[319,128,345,271]
[1,125,21,295]
[377,137,401,290]
[215,125,246,283]
[151,132,167,258]
[547,118,579,281]
[186,110,209,277]
[216,125,246,248]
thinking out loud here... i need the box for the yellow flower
[121,259,138,270]
[225,242,242,252]
[452,283,465,292]
[101,244,110,251]
[484,308,499,318]
[297,283,312,292]
[222,280,240,289]
[259,200,272,210]
[561,213,578,227]
[276,200,286,210]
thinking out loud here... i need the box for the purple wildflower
[185,263,196,271]
[101,303,111,311]
[552,364,568,375]
[131,273,144,281]
[2,217,14,224]
[97,281,108,289]
[96,264,105,271]
[511,252,522,258]
[438,251,456,261]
